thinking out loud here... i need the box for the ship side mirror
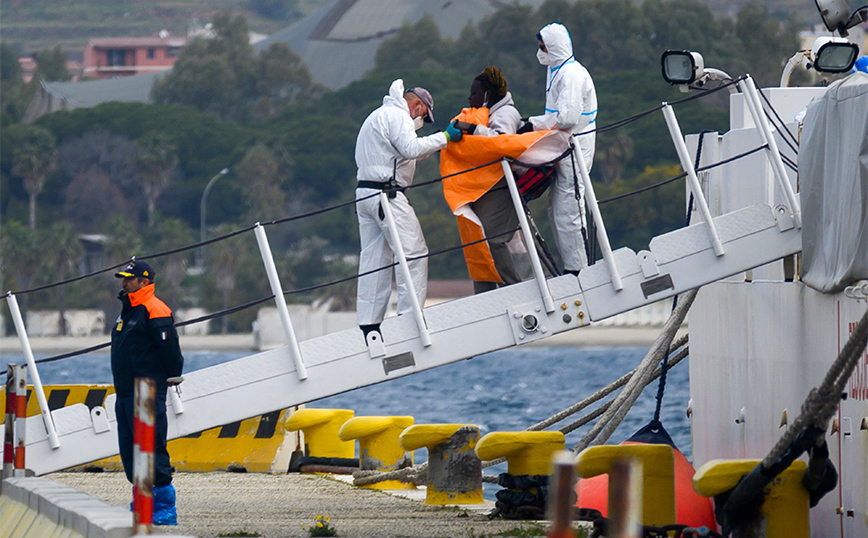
[661,50,705,85]
[812,37,860,73]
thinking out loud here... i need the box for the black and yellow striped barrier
[0,385,301,473]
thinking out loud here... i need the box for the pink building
[82,32,186,79]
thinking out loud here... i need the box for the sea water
[2,346,692,497]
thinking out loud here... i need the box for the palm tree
[10,125,57,229]
[44,222,84,335]
[0,221,44,329]
[136,132,179,227]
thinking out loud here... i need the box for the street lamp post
[199,168,229,267]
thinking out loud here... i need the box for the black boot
[360,324,381,339]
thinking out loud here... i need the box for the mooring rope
[354,333,691,485]
[573,288,698,452]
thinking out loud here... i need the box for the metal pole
[199,168,229,267]
[13,364,26,477]
[6,292,60,448]
[608,457,643,538]
[574,148,623,291]
[661,104,725,257]
[546,451,577,538]
[3,364,16,482]
[133,377,155,535]
[502,160,555,313]
[741,76,802,228]
[378,192,433,346]
[253,223,309,380]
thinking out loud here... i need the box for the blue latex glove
[444,121,463,142]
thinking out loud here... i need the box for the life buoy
[574,421,717,530]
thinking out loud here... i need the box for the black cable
[757,86,800,151]
[781,153,798,172]
[572,76,746,140]
[598,143,768,205]
[11,226,524,371]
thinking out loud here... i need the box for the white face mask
[537,48,550,66]
[413,116,424,131]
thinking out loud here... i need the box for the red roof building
[82,33,186,79]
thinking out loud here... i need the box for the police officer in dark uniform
[111,260,183,525]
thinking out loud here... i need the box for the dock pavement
[49,470,579,538]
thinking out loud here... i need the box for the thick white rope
[573,288,698,452]
[353,300,696,485]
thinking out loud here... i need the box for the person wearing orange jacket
[461,66,524,293]
[111,260,183,525]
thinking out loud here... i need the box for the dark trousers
[471,178,521,294]
[115,394,173,487]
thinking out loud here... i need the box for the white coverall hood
[530,23,598,273]
[538,23,574,66]
[383,79,410,113]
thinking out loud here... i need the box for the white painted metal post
[661,104,725,257]
[378,192,433,347]
[573,148,623,291]
[253,223,308,380]
[501,160,555,313]
[6,292,60,448]
[741,76,802,228]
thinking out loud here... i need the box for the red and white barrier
[133,377,155,535]
[13,364,26,478]
[3,364,15,482]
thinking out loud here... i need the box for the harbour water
[2,345,692,460]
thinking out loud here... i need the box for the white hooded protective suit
[355,79,448,326]
[529,23,597,272]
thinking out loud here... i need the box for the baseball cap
[115,260,156,280]
[408,87,435,123]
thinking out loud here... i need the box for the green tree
[0,41,31,126]
[250,0,298,21]
[733,3,801,87]
[136,131,179,227]
[34,46,70,82]
[374,16,456,74]
[8,124,58,229]
[236,142,288,222]
[596,164,686,251]
[151,13,319,123]
[43,222,84,335]
[143,218,195,308]
[0,220,43,325]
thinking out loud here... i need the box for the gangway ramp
[22,200,801,476]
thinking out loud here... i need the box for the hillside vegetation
[1,0,332,54]
[2,0,817,55]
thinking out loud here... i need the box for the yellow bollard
[339,416,415,489]
[693,459,809,538]
[400,424,483,505]
[284,408,356,460]
[574,444,675,528]
[475,431,565,476]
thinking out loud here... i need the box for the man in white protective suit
[355,79,464,340]
[518,22,598,274]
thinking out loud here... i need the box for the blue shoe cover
[153,484,178,525]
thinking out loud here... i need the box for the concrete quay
[49,470,564,538]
